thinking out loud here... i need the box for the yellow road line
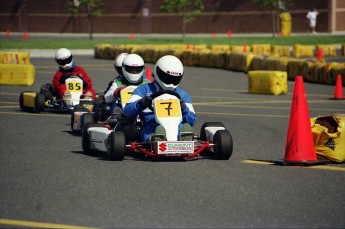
[241,160,345,171]
[198,111,289,118]
[241,159,274,165]
[202,88,332,98]
[193,103,343,112]
[0,92,21,96]
[0,106,19,108]
[0,218,100,229]
[0,111,69,117]
[0,101,18,104]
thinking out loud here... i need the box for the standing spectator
[306,6,319,34]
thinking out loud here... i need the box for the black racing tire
[71,105,92,131]
[108,131,126,161]
[81,122,104,153]
[213,129,233,160]
[81,112,94,131]
[70,110,75,131]
[199,122,225,141]
[34,93,45,113]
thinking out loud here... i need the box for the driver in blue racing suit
[123,55,196,142]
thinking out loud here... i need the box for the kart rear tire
[34,93,45,113]
[19,92,31,111]
[108,131,126,161]
[82,113,94,131]
[213,129,233,160]
[81,122,103,153]
[200,122,225,141]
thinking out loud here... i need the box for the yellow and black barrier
[311,114,345,163]
[248,70,287,95]
[0,51,35,86]
[94,43,344,86]
[293,44,314,58]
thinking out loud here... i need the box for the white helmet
[55,48,74,70]
[114,53,128,76]
[154,55,183,90]
[122,54,145,84]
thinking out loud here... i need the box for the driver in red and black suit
[52,48,96,100]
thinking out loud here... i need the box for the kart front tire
[81,123,104,153]
[200,122,225,141]
[34,93,45,113]
[81,123,92,153]
[108,131,126,161]
[213,130,233,160]
[82,113,94,131]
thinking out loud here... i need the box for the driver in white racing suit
[123,55,196,142]
[96,53,149,122]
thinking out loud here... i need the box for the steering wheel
[147,90,181,111]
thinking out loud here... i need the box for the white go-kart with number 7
[82,90,233,161]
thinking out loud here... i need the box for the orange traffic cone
[278,76,327,166]
[243,43,247,52]
[227,29,232,38]
[146,66,153,82]
[24,32,28,40]
[317,47,323,61]
[330,74,345,100]
[6,28,10,38]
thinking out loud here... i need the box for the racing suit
[52,65,96,99]
[123,82,196,142]
[104,75,150,110]
[95,75,150,122]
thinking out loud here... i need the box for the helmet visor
[123,65,144,74]
[156,66,183,86]
[56,55,73,66]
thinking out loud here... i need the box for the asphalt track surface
[0,56,345,229]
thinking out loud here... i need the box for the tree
[252,0,292,38]
[69,0,103,40]
[160,0,204,40]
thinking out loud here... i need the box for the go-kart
[81,90,233,161]
[19,75,94,113]
[71,85,137,133]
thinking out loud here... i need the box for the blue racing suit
[123,82,196,142]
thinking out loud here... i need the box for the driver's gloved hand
[180,100,187,111]
[139,96,152,110]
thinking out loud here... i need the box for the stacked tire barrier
[0,51,35,86]
[94,43,345,86]
[311,114,345,163]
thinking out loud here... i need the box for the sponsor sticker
[157,141,194,154]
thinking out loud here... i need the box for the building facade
[1,0,344,34]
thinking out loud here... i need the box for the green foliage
[160,0,204,39]
[68,0,103,40]
[68,0,103,16]
[252,0,293,37]
[252,0,292,10]
[160,0,204,23]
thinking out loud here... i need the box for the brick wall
[0,0,342,34]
